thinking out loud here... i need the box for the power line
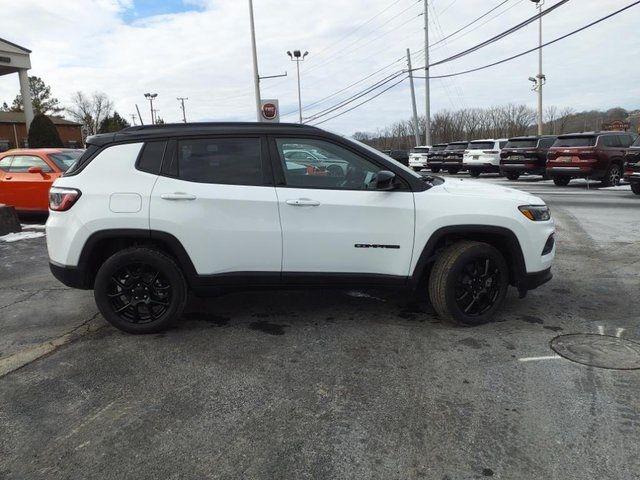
[412,0,640,79]
[310,76,408,126]
[431,0,511,48]
[429,0,570,68]
[304,71,406,123]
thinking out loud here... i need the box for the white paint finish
[150,178,282,274]
[411,178,555,275]
[276,188,415,275]
[109,193,142,213]
[463,139,508,168]
[47,142,152,266]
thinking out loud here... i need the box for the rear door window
[176,137,263,185]
[602,136,622,148]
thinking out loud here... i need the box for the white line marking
[518,355,561,362]
[598,325,605,335]
[616,328,625,338]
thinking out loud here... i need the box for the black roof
[87,122,323,146]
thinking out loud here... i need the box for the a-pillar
[18,69,34,132]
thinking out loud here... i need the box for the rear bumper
[500,163,545,174]
[546,166,604,178]
[464,163,500,172]
[49,261,90,289]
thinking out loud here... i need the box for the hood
[441,177,543,205]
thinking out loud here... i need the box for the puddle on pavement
[550,334,640,370]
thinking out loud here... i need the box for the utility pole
[152,109,159,124]
[144,93,157,124]
[248,0,262,121]
[129,114,137,126]
[287,50,309,124]
[424,0,431,146]
[407,48,421,146]
[177,97,188,123]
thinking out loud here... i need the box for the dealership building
[0,37,82,150]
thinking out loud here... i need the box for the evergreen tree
[28,114,63,148]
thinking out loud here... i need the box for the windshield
[553,136,596,148]
[348,137,422,179]
[48,151,84,171]
[445,143,467,151]
[505,139,537,149]
[468,142,494,150]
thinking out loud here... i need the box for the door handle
[160,193,197,201]
[4,176,12,180]
[286,198,320,207]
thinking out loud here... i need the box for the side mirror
[28,166,44,175]
[375,170,396,191]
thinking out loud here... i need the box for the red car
[0,148,83,212]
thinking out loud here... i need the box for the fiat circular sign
[262,102,277,120]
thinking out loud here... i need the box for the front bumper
[520,267,553,291]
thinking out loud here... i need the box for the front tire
[631,183,640,195]
[601,164,622,187]
[552,176,571,186]
[94,247,188,334]
[469,169,481,178]
[428,241,509,326]
[505,172,520,181]
[430,167,441,173]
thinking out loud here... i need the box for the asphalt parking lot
[1,176,639,480]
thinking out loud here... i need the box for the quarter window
[176,137,262,185]
[275,138,382,190]
[0,156,12,171]
[138,141,166,174]
[9,155,52,173]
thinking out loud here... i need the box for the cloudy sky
[1,0,638,135]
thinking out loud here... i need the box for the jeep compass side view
[46,123,555,334]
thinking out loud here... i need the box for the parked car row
[406,130,640,194]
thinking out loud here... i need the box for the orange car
[0,148,84,212]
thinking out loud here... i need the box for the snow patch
[0,231,46,242]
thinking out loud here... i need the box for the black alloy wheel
[602,164,621,187]
[107,263,172,324]
[454,257,502,316]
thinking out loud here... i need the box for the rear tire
[430,167,441,173]
[469,169,481,178]
[631,183,640,195]
[428,241,509,326]
[601,164,622,187]
[94,247,188,334]
[552,176,571,186]
[505,172,520,181]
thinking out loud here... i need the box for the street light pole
[177,97,188,123]
[248,0,262,121]
[424,0,431,146]
[287,50,308,124]
[144,93,157,124]
[530,0,545,135]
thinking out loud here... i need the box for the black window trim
[267,134,413,192]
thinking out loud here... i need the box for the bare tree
[66,91,114,137]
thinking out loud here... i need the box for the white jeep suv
[408,145,430,171]
[46,123,555,334]
[463,139,508,177]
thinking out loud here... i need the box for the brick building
[0,111,83,151]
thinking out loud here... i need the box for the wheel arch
[76,229,197,289]
[410,225,526,289]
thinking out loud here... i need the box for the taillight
[49,187,81,211]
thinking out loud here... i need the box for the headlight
[518,205,551,221]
